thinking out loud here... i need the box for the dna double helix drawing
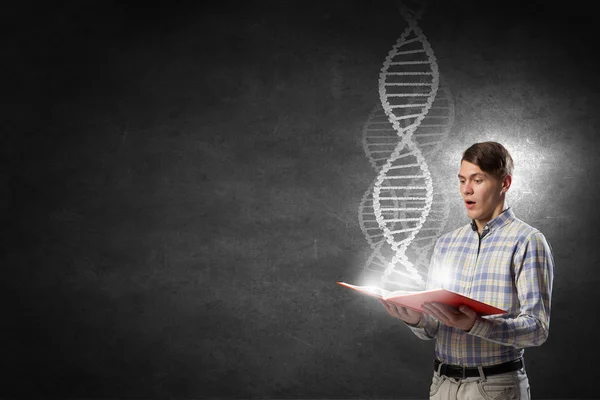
[358,1,454,290]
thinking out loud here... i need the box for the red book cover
[337,281,507,316]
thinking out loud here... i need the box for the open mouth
[465,200,476,208]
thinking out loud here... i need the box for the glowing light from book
[361,278,380,291]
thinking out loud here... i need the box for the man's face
[458,161,506,224]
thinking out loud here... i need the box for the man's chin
[466,210,481,221]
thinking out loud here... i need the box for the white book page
[338,282,389,297]
[360,285,388,297]
[384,289,419,298]
[385,287,445,298]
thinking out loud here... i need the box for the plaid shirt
[407,207,554,367]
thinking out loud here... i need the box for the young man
[380,142,554,399]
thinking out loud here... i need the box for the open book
[337,282,507,316]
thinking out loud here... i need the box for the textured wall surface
[3,0,600,398]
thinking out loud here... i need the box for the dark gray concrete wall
[3,0,599,398]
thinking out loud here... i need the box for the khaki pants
[429,364,530,399]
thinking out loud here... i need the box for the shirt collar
[470,207,515,235]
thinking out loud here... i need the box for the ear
[502,174,512,193]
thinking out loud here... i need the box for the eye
[475,179,482,184]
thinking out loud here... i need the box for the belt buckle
[461,365,467,379]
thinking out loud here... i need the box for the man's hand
[379,299,423,326]
[422,302,477,331]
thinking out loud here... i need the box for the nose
[462,182,473,195]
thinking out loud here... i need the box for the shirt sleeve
[466,231,554,348]
[405,313,439,340]
[404,238,442,340]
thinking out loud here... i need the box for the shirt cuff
[465,316,494,338]
[405,314,438,337]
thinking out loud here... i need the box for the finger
[389,304,404,318]
[398,306,414,320]
[428,303,466,327]
[423,303,451,325]
[380,300,402,318]
[421,303,437,318]
[405,306,424,318]
[428,302,458,321]
[432,304,456,326]
[401,306,422,318]
[379,299,394,315]
[430,302,460,315]
[392,305,406,315]
[458,305,477,318]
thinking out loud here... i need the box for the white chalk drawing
[359,1,454,290]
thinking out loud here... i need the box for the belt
[434,358,523,379]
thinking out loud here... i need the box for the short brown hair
[461,142,514,179]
